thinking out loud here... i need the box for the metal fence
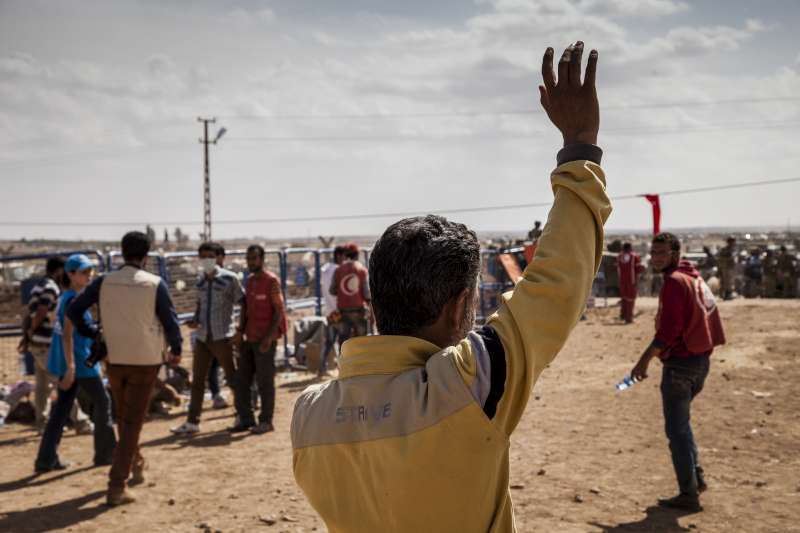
[0,246,588,381]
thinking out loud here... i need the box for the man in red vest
[631,232,726,513]
[330,243,372,342]
[616,242,644,323]
[231,244,286,435]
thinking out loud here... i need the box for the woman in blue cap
[34,254,116,472]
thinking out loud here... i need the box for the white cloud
[581,0,690,18]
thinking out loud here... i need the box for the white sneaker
[170,421,200,435]
[212,395,228,409]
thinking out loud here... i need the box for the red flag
[643,194,661,235]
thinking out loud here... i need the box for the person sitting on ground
[291,42,611,532]
[34,254,116,473]
[171,242,244,435]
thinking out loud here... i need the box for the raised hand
[539,42,599,146]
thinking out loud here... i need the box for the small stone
[755,481,768,488]
[281,515,299,523]
[689,524,698,529]
[589,487,601,495]
[537,469,546,476]
[147,482,156,488]
[573,494,584,503]
[168,498,176,506]
[722,372,731,381]
[732,445,739,451]
[259,515,277,526]
[510,484,525,490]
[534,395,541,401]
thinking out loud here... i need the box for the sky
[1,0,799,241]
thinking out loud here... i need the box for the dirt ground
[1,297,798,533]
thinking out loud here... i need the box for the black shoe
[35,460,70,473]
[228,421,255,433]
[658,493,703,512]
[696,468,708,493]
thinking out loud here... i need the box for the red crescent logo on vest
[695,278,717,315]
[341,273,360,296]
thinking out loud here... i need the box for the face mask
[199,258,217,275]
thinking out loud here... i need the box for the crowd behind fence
[5,243,790,382]
[0,246,511,382]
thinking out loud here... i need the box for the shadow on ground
[0,465,96,494]
[588,506,696,532]
[0,490,107,532]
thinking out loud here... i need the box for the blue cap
[65,254,95,273]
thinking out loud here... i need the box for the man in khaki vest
[291,42,611,532]
[69,231,183,506]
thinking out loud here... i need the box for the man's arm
[66,277,103,338]
[155,280,183,356]
[28,283,58,334]
[450,42,611,436]
[262,283,286,346]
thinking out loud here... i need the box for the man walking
[69,231,183,506]
[292,42,611,532]
[171,242,244,435]
[230,244,286,435]
[330,243,371,343]
[616,242,644,323]
[631,232,726,512]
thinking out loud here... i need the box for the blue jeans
[319,324,339,373]
[660,356,710,497]
[35,375,116,469]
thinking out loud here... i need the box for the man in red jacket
[631,232,725,512]
[617,242,644,323]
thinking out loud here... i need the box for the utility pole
[198,117,226,242]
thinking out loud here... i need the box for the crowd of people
[18,234,373,507]
[714,237,798,299]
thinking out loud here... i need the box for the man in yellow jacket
[291,41,612,533]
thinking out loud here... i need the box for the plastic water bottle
[615,375,637,391]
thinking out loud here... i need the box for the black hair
[333,245,347,260]
[121,231,151,262]
[369,214,480,335]
[652,232,681,253]
[622,242,632,252]
[198,241,224,257]
[46,257,65,275]
[247,244,265,259]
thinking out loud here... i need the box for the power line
[223,120,800,143]
[218,96,800,121]
[1,176,798,228]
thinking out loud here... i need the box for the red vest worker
[617,242,645,323]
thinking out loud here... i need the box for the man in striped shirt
[27,258,64,430]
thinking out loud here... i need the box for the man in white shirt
[318,246,345,376]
